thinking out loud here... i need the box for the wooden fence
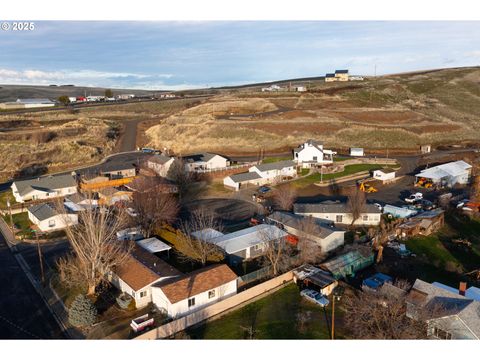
[134,271,293,340]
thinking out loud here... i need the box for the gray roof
[254,160,296,172]
[28,203,59,221]
[294,139,323,153]
[294,201,381,214]
[335,69,349,74]
[409,279,480,338]
[99,161,136,173]
[13,174,77,197]
[326,73,336,77]
[183,152,225,163]
[267,211,344,239]
[228,171,262,183]
[148,154,172,165]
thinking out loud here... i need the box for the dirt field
[145,67,480,155]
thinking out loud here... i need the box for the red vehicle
[76,96,87,102]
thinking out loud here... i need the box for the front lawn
[2,212,31,236]
[406,234,460,270]
[261,156,292,164]
[292,163,393,188]
[181,283,345,339]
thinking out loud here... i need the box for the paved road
[0,233,65,339]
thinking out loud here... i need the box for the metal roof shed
[136,237,172,254]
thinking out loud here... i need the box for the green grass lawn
[181,283,344,339]
[333,156,351,162]
[2,212,31,236]
[406,234,460,269]
[292,163,393,188]
[262,156,292,164]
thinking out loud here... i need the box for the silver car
[300,289,330,307]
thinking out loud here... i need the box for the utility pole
[6,199,13,233]
[331,294,336,340]
[34,230,45,285]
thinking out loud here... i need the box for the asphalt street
[0,234,65,339]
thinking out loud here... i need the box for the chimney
[459,282,467,296]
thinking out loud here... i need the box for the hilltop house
[192,224,287,265]
[151,264,238,318]
[267,211,345,253]
[16,98,55,108]
[335,70,349,81]
[11,174,78,203]
[293,140,335,168]
[406,279,480,339]
[28,202,78,232]
[415,160,472,188]
[109,244,182,308]
[325,73,336,82]
[183,153,229,172]
[146,154,176,178]
[223,160,296,191]
[294,201,382,226]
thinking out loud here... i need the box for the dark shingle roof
[335,69,349,74]
[254,160,296,172]
[267,211,344,239]
[13,174,77,197]
[294,201,381,214]
[183,152,225,163]
[326,73,336,77]
[148,154,172,165]
[28,203,58,221]
[229,172,262,183]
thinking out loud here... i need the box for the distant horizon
[1,21,479,90]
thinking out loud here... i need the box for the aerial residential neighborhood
[0,8,479,360]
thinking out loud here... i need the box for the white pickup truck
[405,192,423,204]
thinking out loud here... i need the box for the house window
[48,219,56,227]
[313,156,317,161]
[336,215,343,223]
[433,327,452,339]
[253,244,262,251]
[208,290,216,299]
[363,215,369,221]
[188,297,196,307]
[139,290,147,298]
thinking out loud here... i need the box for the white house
[183,153,230,172]
[294,201,382,226]
[223,171,265,191]
[372,168,396,183]
[110,245,182,308]
[350,148,364,157]
[293,140,335,168]
[28,203,78,232]
[267,211,345,253]
[192,224,288,265]
[146,154,176,178]
[249,160,297,180]
[16,98,55,108]
[151,264,238,318]
[415,160,472,188]
[11,174,78,203]
[406,279,480,339]
[335,70,349,81]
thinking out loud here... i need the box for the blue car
[258,186,271,194]
[300,289,330,307]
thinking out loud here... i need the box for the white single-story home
[293,140,335,168]
[151,264,238,318]
[11,174,78,203]
[415,160,472,188]
[16,98,55,108]
[267,211,345,253]
[224,159,296,191]
[28,203,78,232]
[372,168,396,183]
[99,162,137,179]
[294,201,382,226]
[183,153,230,172]
[192,224,288,265]
[146,154,176,178]
[109,245,182,308]
[406,279,480,339]
[350,148,364,157]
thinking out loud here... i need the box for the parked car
[300,289,330,307]
[405,192,423,204]
[258,186,271,194]
[414,199,436,211]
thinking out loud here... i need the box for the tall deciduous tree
[259,227,292,276]
[58,203,132,296]
[295,216,324,265]
[347,186,366,227]
[130,176,179,237]
[177,207,225,266]
[104,89,113,98]
[272,184,297,211]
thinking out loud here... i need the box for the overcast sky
[0,21,479,90]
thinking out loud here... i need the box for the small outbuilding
[372,168,396,183]
[350,148,364,157]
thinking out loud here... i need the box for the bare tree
[57,203,132,296]
[130,176,179,237]
[259,227,293,276]
[342,280,429,339]
[167,157,195,202]
[295,216,324,265]
[272,184,297,211]
[177,207,225,266]
[347,186,366,227]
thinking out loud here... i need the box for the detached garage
[373,168,396,183]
